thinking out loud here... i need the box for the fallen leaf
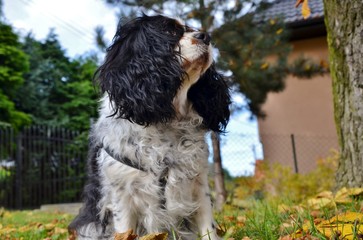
[44,223,56,230]
[68,228,77,240]
[315,191,333,199]
[139,232,168,240]
[326,211,363,224]
[279,235,293,240]
[115,229,138,240]
[316,212,363,239]
[307,197,335,210]
[54,227,67,234]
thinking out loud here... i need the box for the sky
[3,0,263,176]
[3,0,118,57]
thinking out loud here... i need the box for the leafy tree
[15,31,99,131]
[0,22,31,128]
[60,56,99,132]
[323,0,363,188]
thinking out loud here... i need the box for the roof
[256,0,324,24]
[255,0,326,40]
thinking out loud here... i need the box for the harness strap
[159,167,169,209]
[102,145,169,208]
[103,146,147,172]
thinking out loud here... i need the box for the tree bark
[211,132,227,211]
[323,0,363,188]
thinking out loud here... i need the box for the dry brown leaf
[68,228,77,240]
[114,229,138,240]
[54,227,67,234]
[295,0,304,7]
[139,232,168,240]
[279,235,294,240]
[309,210,322,218]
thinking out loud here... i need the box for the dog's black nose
[193,32,211,45]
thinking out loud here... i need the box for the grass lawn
[0,208,73,240]
[1,193,363,240]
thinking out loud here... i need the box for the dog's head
[96,14,230,132]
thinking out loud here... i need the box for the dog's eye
[165,30,178,36]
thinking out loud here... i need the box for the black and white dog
[69,14,230,240]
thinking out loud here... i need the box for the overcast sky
[3,0,262,176]
[3,0,118,57]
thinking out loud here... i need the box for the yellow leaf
[260,62,269,70]
[347,187,363,196]
[139,233,168,240]
[315,212,363,239]
[276,28,283,35]
[327,212,363,224]
[301,0,311,19]
[317,223,363,239]
[269,19,276,25]
[44,223,56,230]
[335,187,355,204]
[315,191,333,199]
[54,227,68,234]
[307,197,336,210]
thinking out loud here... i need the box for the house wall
[258,36,339,173]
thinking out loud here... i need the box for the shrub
[232,150,339,204]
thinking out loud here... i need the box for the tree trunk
[323,0,363,188]
[211,132,227,211]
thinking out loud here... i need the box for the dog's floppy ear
[188,64,231,132]
[95,15,184,126]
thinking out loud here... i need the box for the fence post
[291,134,299,173]
[15,132,23,209]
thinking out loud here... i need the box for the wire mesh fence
[1,125,339,208]
[218,132,339,177]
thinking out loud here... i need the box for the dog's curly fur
[69,14,231,240]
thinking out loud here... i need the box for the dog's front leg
[111,190,137,234]
[195,172,220,240]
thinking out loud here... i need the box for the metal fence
[0,125,339,209]
[0,126,87,209]
[219,132,339,176]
